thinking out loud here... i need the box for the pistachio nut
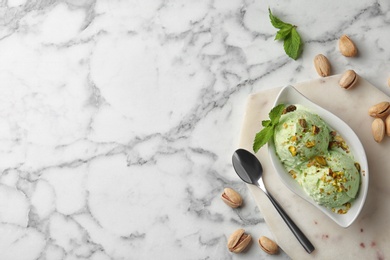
[368,101,390,118]
[221,188,242,208]
[258,236,279,255]
[386,115,390,136]
[372,118,385,143]
[315,155,327,166]
[298,118,307,128]
[227,229,252,253]
[283,104,297,114]
[339,70,358,90]
[288,146,297,156]
[354,162,361,172]
[339,34,358,57]
[314,54,331,77]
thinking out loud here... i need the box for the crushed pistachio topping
[315,156,327,166]
[299,118,307,129]
[329,132,350,153]
[312,125,320,135]
[283,105,297,114]
[332,202,352,215]
[289,170,297,179]
[354,162,361,173]
[289,146,297,156]
[305,140,316,148]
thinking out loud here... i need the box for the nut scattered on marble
[339,34,358,57]
[372,118,385,143]
[227,229,252,253]
[258,236,279,255]
[385,115,390,136]
[221,188,242,208]
[368,101,390,118]
[339,70,358,90]
[314,54,331,77]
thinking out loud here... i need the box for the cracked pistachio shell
[314,54,331,77]
[339,70,358,90]
[227,229,252,253]
[368,101,390,118]
[221,188,242,208]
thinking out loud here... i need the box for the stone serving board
[237,75,389,259]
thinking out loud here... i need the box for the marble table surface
[0,0,389,259]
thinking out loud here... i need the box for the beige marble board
[237,75,389,259]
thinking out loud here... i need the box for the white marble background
[0,0,389,259]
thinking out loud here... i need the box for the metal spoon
[232,148,315,254]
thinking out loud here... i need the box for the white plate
[268,85,369,228]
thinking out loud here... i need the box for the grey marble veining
[0,0,389,259]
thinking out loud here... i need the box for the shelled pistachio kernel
[288,146,297,156]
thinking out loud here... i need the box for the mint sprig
[268,8,303,60]
[253,104,285,153]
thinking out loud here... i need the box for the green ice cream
[273,105,360,211]
[274,106,330,170]
[297,151,360,208]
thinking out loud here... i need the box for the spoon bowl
[232,149,262,184]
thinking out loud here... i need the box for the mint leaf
[262,120,271,127]
[269,104,285,124]
[268,8,290,29]
[268,8,303,60]
[283,27,303,60]
[253,127,274,153]
[253,104,285,153]
[275,25,292,40]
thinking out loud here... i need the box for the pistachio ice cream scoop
[297,151,360,208]
[273,106,330,170]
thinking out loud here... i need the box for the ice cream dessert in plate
[267,86,368,228]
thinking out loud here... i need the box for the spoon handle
[265,192,315,254]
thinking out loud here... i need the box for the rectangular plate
[237,75,389,259]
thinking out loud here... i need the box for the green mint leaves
[253,104,285,153]
[269,8,303,60]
